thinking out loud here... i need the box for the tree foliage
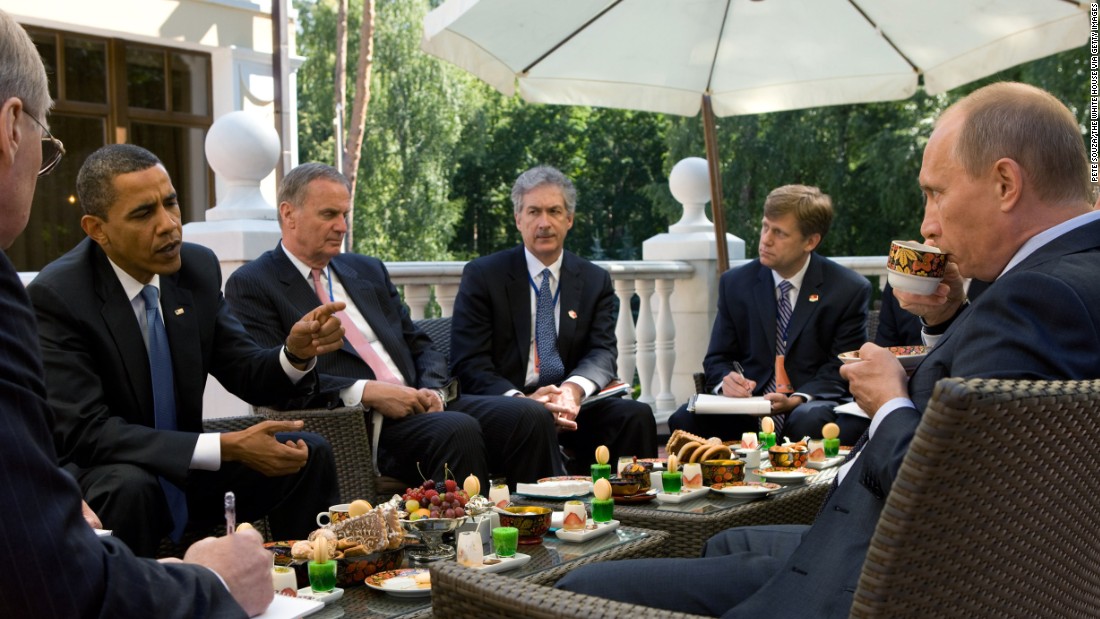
[294,2,1091,263]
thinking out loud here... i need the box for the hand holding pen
[722,361,756,398]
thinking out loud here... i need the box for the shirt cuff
[792,392,813,403]
[279,348,316,383]
[565,376,598,399]
[191,433,222,471]
[341,380,369,407]
[505,389,523,397]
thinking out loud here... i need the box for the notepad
[689,394,771,415]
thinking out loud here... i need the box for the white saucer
[467,552,531,573]
[295,586,344,605]
[555,519,620,542]
[655,486,709,503]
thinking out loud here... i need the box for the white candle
[457,531,484,566]
[272,565,297,596]
[563,500,587,530]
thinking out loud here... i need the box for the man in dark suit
[557,82,1100,618]
[875,278,989,346]
[28,145,343,557]
[669,185,871,444]
[0,10,273,616]
[226,163,560,487]
[450,165,656,474]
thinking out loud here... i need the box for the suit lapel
[90,246,154,425]
[753,264,778,354]
[159,275,203,428]
[557,252,581,363]
[785,254,823,347]
[507,247,533,371]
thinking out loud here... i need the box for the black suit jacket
[727,217,1100,619]
[704,253,870,400]
[450,245,618,394]
[224,244,448,403]
[0,251,244,618]
[28,239,308,485]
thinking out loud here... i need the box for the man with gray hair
[226,162,562,487]
[0,8,277,616]
[451,165,656,473]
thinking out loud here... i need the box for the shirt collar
[523,247,563,285]
[107,257,161,304]
[998,209,1100,279]
[770,253,811,292]
[280,241,325,282]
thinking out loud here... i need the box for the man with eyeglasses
[0,8,279,617]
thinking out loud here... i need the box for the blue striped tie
[141,285,188,542]
[764,280,794,393]
[535,269,565,386]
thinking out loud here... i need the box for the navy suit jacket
[224,244,449,404]
[450,245,618,394]
[704,253,870,401]
[28,239,309,485]
[727,217,1100,619]
[0,251,244,618]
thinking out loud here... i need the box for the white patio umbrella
[423,0,1089,272]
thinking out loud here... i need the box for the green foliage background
[295,0,1091,262]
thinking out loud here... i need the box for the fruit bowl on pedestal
[400,517,467,563]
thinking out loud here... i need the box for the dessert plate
[555,519,620,542]
[806,455,846,469]
[613,489,657,504]
[751,468,816,483]
[467,552,531,573]
[838,345,927,370]
[365,568,432,598]
[655,486,709,503]
[295,586,344,605]
[710,481,781,497]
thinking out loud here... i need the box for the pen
[733,361,746,378]
[224,491,236,534]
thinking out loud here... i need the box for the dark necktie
[535,268,565,386]
[764,280,794,393]
[817,429,870,516]
[140,285,188,542]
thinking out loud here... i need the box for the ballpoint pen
[225,491,236,534]
[732,361,747,378]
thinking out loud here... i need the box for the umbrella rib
[847,0,919,78]
[704,0,733,94]
[521,0,625,74]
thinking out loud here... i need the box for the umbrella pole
[702,94,729,276]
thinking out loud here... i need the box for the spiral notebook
[689,394,771,415]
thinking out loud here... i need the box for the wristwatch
[283,344,310,365]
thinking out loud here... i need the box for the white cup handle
[316,511,331,527]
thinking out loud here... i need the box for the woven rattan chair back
[850,377,1100,618]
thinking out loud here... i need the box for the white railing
[386,260,695,417]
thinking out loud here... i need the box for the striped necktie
[764,280,794,393]
[535,268,565,386]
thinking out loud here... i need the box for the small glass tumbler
[591,498,614,523]
[591,463,611,483]
[492,526,519,558]
[308,560,337,593]
[661,471,683,493]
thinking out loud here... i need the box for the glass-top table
[305,524,667,619]
[518,464,840,558]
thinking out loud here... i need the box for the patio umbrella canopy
[423,0,1089,270]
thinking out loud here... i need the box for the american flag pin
[808,295,820,303]
[174,308,185,315]
[568,310,577,320]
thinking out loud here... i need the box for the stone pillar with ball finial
[642,157,744,416]
[186,111,286,419]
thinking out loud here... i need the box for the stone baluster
[612,278,637,389]
[403,284,431,320]
[654,278,677,414]
[633,278,656,408]
[435,283,460,317]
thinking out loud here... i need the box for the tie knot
[311,268,323,284]
[778,280,793,296]
[140,285,159,308]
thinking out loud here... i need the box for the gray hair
[278,162,351,224]
[77,144,163,218]
[0,9,50,120]
[510,166,577,216]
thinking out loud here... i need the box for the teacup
[886,240,947,295]
[316,503,351,527]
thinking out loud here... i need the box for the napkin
[834,401,870,419]
[515,480,591,497]
[690,394,771,415]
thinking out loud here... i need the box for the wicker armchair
[850,377,1100,618]
[430,561,709,619]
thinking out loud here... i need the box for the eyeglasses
[27,113,65,176]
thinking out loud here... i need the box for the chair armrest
[430,561,709,619]
[251,405,375,503]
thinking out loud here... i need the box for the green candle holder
[758,432,777,449]
[661,471,682,493]
[824,437,840,458]
[591,498,614,523]
[308,559,337,593]
[591,463,611,483]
